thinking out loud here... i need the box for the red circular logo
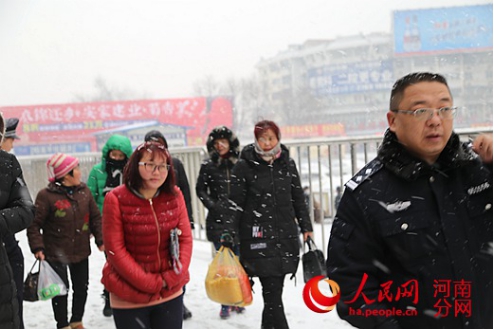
[302,276,341,313]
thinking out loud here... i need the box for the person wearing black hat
[1,117,28,328]
[144,129,195,321]
[0,114,35,329]
[1,117,20,152]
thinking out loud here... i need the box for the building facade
[255,4,493,137]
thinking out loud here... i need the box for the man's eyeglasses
[391,107,457,120]
[138,162,170,173]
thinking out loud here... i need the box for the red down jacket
[101,185,192,304]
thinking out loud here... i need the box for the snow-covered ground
[18,221,354,329]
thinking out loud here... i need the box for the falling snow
[17,223,354,329]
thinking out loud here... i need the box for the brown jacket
[27,182,103,264]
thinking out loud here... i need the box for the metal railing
[17,127,492,252]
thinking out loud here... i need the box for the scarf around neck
[103,158,127,195]
[254,140,282,163]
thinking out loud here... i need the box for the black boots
[183,304,192,320]
[102,290,112,317]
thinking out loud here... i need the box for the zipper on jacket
[149,199,162,270]
[269,165,281,246]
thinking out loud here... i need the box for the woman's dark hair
[123,142,176,194]
[390,72,451,110]
[254,120,281,140]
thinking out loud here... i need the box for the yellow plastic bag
[205,246,252,307]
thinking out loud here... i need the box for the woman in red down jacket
[101,141,193,329]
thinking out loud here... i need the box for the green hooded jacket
[87,134,133,212]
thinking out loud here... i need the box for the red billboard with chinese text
[0,96,233,155]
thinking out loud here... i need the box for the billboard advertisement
[308,60,394,96]
[281,123,345,139]
[394,4,493,55]
[0,96,233,155]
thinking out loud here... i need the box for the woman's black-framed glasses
[138,162,170,173]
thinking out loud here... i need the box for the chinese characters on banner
[0,97,233,154]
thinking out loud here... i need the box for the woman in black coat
[227,120,313,328]
[196,126,241,319]
[196,126,240,244]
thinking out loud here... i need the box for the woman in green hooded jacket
[87,134,133,212]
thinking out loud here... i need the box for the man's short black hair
[390,72,451,110]
[144,130,168,148]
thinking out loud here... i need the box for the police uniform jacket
[0,150,34,329]
[327,130,493,329]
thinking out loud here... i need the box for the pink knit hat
[46,153,79,182]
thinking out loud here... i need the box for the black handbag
[23,259,40,302]
[302,236,327,283]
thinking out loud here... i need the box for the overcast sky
[0,0,491,107]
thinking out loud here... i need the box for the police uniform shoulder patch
[345,159,383,191]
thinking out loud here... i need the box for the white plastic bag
[38,260,67,300]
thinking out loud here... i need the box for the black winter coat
[0,151,35,329]
[228,144,312,278]
[172,157,194,228]
[327,130,493,329]
[196,154,238,243]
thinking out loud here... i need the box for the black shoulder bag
[302,236,327,283]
